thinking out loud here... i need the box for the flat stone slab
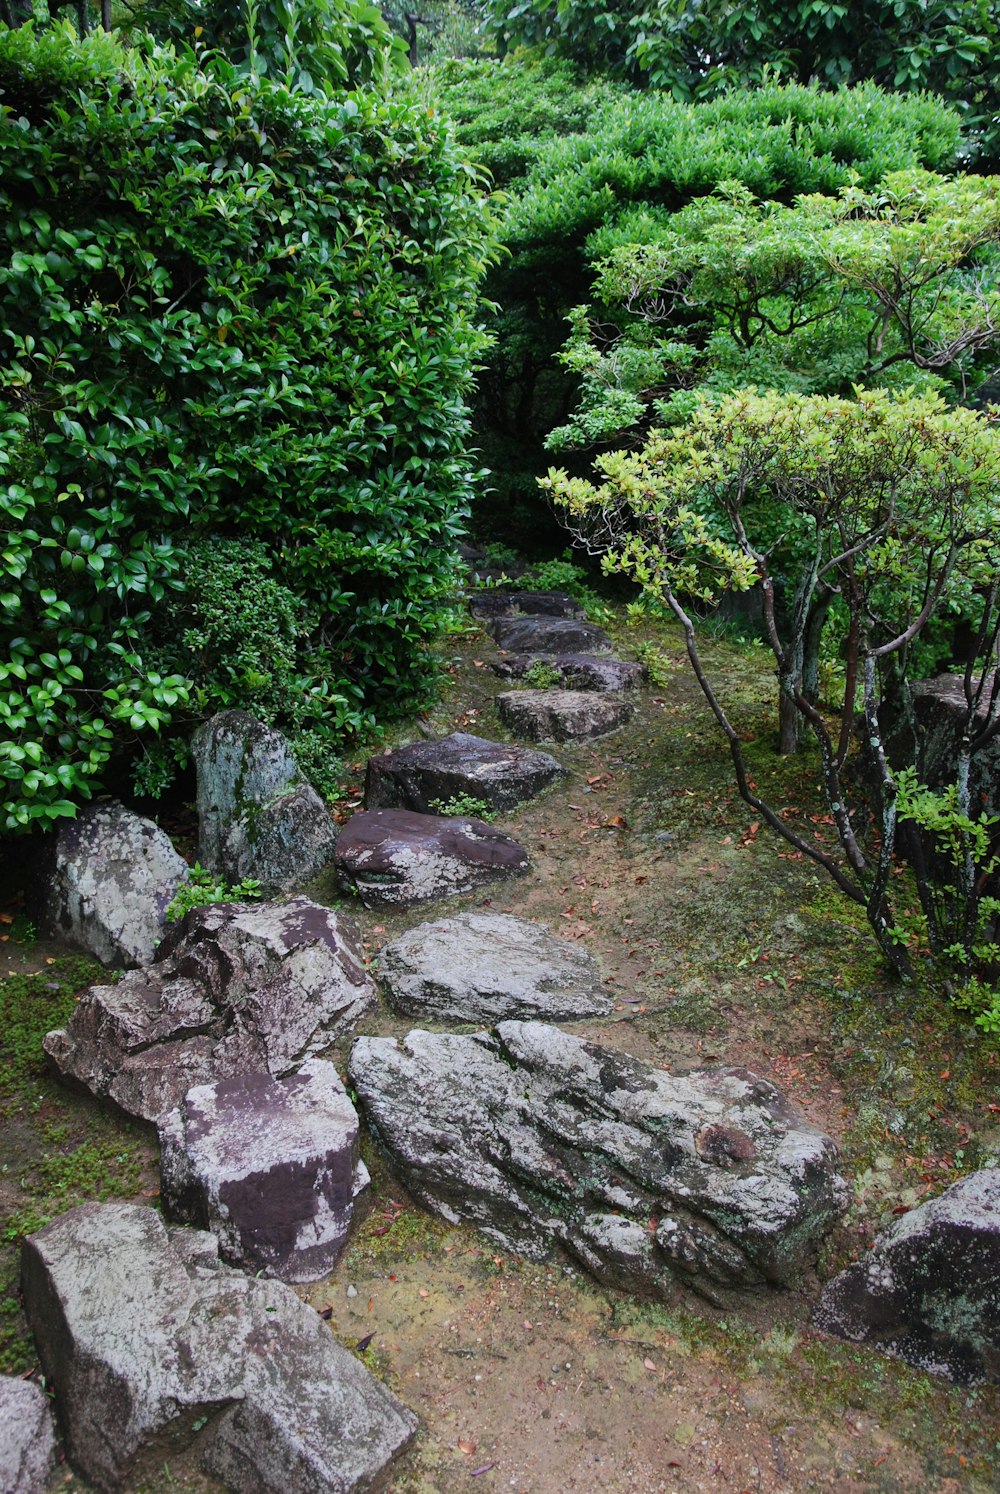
[469,589,585,620]
[491,652,645,693]
[378,911,615,1023]
[349,1021,848,1304]
[159,1060,368,1283]
[495,689,634,742]
[485,616,614,654]
[0,1377,56,1494]
[813,1168,1000,1382]
[44,898,375,1123]
[335,809,529,909]
[21,1203,416,1493]
[365,730,566,814]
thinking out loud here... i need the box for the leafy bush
[0,24,493,834]
[165,863,262,921]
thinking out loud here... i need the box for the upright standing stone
[0,1377,56,1494]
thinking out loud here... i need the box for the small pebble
[346,1284,358,1299]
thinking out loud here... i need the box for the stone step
[491,651,645,693]
[364,730,565,814]
[496,688,634,743]
[334,807,529,909]
[468,588,586,620]
[485,614,614,654]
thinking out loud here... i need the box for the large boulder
[21,1203,416,1493]
[813,1169,1000,1382]
[485,616,613,654]
[159,1060,369,1283]
[0,1377,56,1494]
[44,898,375,1123]
[906,673,1000,817]
[349,1021,847,1303]
[490,652,645,693]
[35,800,189,967]
[334,809,529,910]
[495,689,634,742]
[378,911,615,1023]
[468,589,585,620]
[191,711,338,894]
[365,731,566,814]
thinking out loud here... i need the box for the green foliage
[0,25,493,835]
[165,862,262,921]
[522,659,562,688]
[428,791,495,818]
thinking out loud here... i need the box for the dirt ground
[3,602,999,1493]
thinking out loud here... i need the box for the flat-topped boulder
[365,730,566,814]
[496,689,634,742]
[21,1203,416,1493]
[378,911,615,1024]
[159,1060,368,1283]
[491,652,645,693]
[468,589,585,620]
[485,615,614,654]
[335,809,529,909]
[44,898,375,1124]
[349,1021,848,1304]
[0,1377,56,1494]
[813,1169,1000,1382]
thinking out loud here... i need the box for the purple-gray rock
[21,1203,416,1493]
[490,652,645,693]
[484,616,614,654]
[365,730,566,814]
[0,1377,56,1494]
[34,800,190,967]
[378,911,615,1024]
[191,711,338,894]
[159,1060,368,1282]
[468,589,586,620]
[495,689,634,742]
[813,1169,1000,1382]
[349,1021,848,1304]
[334,808,529,909]
[44,898,375,1123]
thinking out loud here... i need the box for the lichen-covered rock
[35,800,189,967]
[0,1377,56,1494]
[349,1021,848,1304]
[159,1060,369,1282]
[44,898,375,1123]
[334,809,529,909]
[191,711,337,894]
[379,911,614,1023]
[907,673,1000,817]
[365,731,565,814]
[21,1203,416,1493]
[490,652,645,693]
[495,689,634,742]
[484,616,614,654]
[813,1169,1000,1382]
[468,589,585,620]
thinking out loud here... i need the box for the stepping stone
[159,1060,369,1283]
[21,1203,416,1493]
[334,808,529,909]
[365,730,566,814]
[813,1168,1000,1383]
[496,689,634,742]
[486,615,614,654]
[378,910,615,1023]
[44,898,375,1123]
[469,588,585,620]
[349,1021,848,1305]
[0,1377,56,1494]
[490,652,645,693]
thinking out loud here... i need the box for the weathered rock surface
[191,711,338,894]
[0,1376,56,1494]
[349,1021,848,1302]
[491,652,645,693]
[365,731,566,814]
[485,615,614,654]
[495,689,634,742]
[21,1203,416,1493]
[35,800,189,967]
[335,809,529,909]
[813,1169,1000,1382]
[468,589,585,620]
[159,1060,368,1282]
[44,898,375,1123]
[907,673,1000,817]
[378,911,615,1023]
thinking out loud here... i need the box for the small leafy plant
[165,865,262,923]
[523,660,562,689]
[427,793,496,821]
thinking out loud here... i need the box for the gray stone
[334,809,529,909]
[35,800,189,967]
[365,730,566,814]
[159,1060,369,1282]
[0,1377,56,1494]
[44,898,375,1123]
[378,911,615,1024]
[485,616,614,654]
[490,652,646,693]
[907,673,1000,817]
[191,712,337,894]
[495,689,634,742]
[21,1203,416,1493]
[349,1021,848,1304]
[469,589,586,620]
[813,1169,1000,1382]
